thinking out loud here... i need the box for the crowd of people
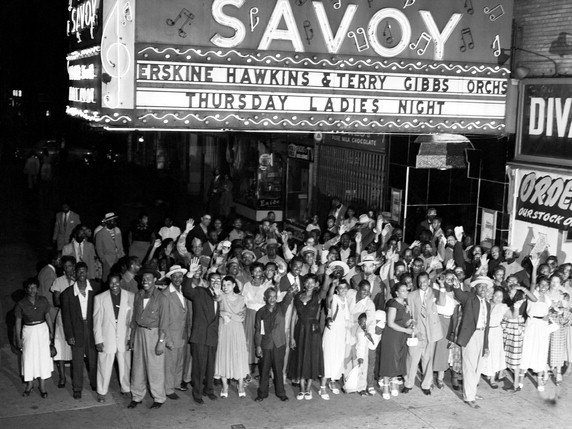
[15,201,572,410]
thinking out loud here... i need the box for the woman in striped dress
[503,275,537,391]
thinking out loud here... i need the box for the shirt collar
[169,284,182,294]
[73,281,93,296]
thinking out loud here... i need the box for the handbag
[407,333,418,347]
[50,344,58,358]
[547,322,560,334]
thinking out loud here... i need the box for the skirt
[53,310,72,361]
[481,326,506,376]
[433,315,452,372]
[549,327,567,368]
[502,317,524,370]
[520,318,550,373]
[243,308,258,365]
[22,323,53,381]
[448,343,463,374]
[215,320,249,380]
[129,241,150,262]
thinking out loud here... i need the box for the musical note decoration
[484,4,505,21]
[459,28,474,52]
[250,7,259,32]
[303,20,314,45]
[331,0,341,9]
[122,1,133,26]
[492,35,501,57]
[348,28,370,52]
[166,8,194,38]
[464,0,474,15]
[295,0,309,6]
[403,0,416,8]
[383,22,393,45]
[410,32,432,55]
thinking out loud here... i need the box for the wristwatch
[159,338,165,343]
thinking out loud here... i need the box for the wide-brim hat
[358,255,377,266]
[102,212,118,222]
[470,276,494,289]
[138,267,161,279]
[241,250,257,260]
[329,261,350,276]
[300,245,317,256]
[358,214,373,224]
[166,265,188,277]
[265,238,279,248]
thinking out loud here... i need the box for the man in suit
[53,203,81,251]
[183,270,221,404]
[163,265,191,401]
[402,272,444,395]
[186,214,211,250]
[63,225,98,281]
[351,255,387,309]
[95,213,125,281]
[93,273,134,402]
[254,286,295,402]
[328,197,347,228]
[452,276,492,409]
[415,207,437,240]
[128,268,169,409]
[60,262,99,399]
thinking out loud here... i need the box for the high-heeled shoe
[238,387,246,398]
[40,390,48,399]
[556,373,563,386]
[220,388,228,398]
[22,387,33,397]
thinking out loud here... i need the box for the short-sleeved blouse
[15,296,50,324]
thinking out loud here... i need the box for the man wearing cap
[300,245,319,277]
[93,273,134,402]
[183,271,222,404]
[53,203,81,251]
[451,276,492,409]
[257,238,286,267]
[351,255,387,310]
[402,272,443,396]
[163,265,192,400]
[95,213,125,282]
[128,268,169,409]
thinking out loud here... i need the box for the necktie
[479,299,486,327]
[79,242,83,261]
[420,291,427,319]
[63,213,67,229]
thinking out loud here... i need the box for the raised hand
[410,240,421,248]
[185,218,195,232]
[355,232,362,243]
[153,238,162,249]
[188,257,201,274]
[445,259,456,270]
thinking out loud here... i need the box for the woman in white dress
[321,279,350,398]
[49,255,76,388]
[482,287,514,387]
[519,275,552,391]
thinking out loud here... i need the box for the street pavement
[0,160,571,429]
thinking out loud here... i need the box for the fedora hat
[358,255,377,266]
[329,261,350,276]
[102,212,118,222]
[166,265,188,277]
[358,214,373,224]
[470,276,494,289]
[138,267,161,279]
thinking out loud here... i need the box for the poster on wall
[480,208,497,248]
[390,188,402,222]
[515,168,572,230]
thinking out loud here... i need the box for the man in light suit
[53,203,81,251]
[452,276,492,409]
[60,262,99,399]
[63,226,98,281]
[163,265,191,400]
[95,212,125,281]
[93,273,134,402]
[402,271,444,395]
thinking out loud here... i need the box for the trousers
[462,329,485,402]
[258,345,286,398]
[191,343,217,400]
[131,327,166,403]
[165,346,186,395]
[96,350,131,395]
[71,321,97,393]
[404,339,435,389]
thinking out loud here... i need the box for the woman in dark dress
[128,212,154,262]
[288,274,325,400]
[378,282,413,400]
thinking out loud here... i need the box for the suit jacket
[408,288,443,343]
[95,227,125,266]
[163,285,192,348]
[329,204,347,227]
[182,278,219,347]
[37,264,57,304]
[53,211,81,250]
[452,288,491,353]
[350,273,386,306]
[93,290,134,353]
[62,240,98,279]
[61,281,99,348]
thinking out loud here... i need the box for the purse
[407,333,418,347]
[50,344,58,358]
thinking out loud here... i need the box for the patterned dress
[502,290,526,371]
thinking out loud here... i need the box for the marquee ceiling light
[497,47,560,77]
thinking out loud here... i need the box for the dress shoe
[204,392,217,400]
[254,396,264,402]
[401,387,412,394]
[127,401,141,409]
[73,391,82,399]
[97,393,106,403]
[150,402,163,409]
[176,382,189,391]
[58,378,66,388]
[166,393,180,400]
[40,390,48,399]
[465,401,480,409]
[436,380,445,390]
[193,397,204,405]
[91,385,97,392]
[22,387,33,397]
[278,396,289,402]
[421,388,432,396]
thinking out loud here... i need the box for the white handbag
[407,333,418,347]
